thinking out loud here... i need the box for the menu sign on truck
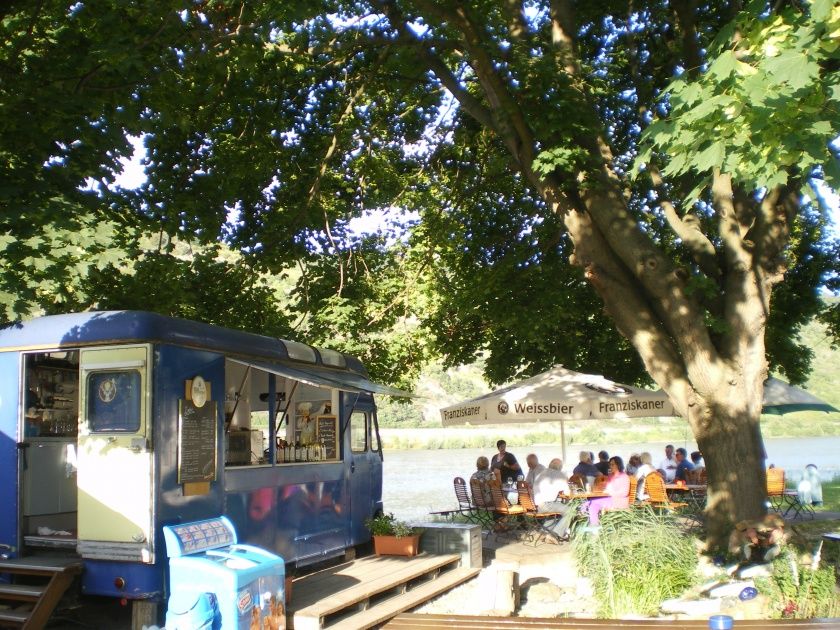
[316,415,339,460]
[178,398,218,483]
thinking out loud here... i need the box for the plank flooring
[289,553,472,630]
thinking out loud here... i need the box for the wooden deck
[288,553,479,630]
[385,613,840,629]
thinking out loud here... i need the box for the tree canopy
[2,0,837,390]
[4,0,840,544]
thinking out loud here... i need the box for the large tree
[2,0,839,547]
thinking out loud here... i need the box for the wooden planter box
[372,534,421,557]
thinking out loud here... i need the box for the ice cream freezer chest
[163,516,285,630]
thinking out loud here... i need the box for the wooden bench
[385,613,840,628]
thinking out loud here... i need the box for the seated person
[690,450,705,470]
[524,453,546,487]
[674,447,695,482]
[587,456,630,525]
[626,453,641,476]
[657,444,678,482]
[470,456,495,504]
[635,451,656,500]
[595,450,610,476]
[532,459,575,539]
[572,450,601,480]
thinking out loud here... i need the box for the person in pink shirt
[588,456,630,525]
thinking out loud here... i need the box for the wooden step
[0,583,45,602]
[0,557,81,577]
[0,556,82,629]
[290,554,462,630]
[329,567,480,630]
[0,607,30,625]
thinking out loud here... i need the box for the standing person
[490,439,521,483]
[587,456,630,525]
[524,453,546,487]
[657,444,678,482]
[595,450,610,476]
[674,447,695,482]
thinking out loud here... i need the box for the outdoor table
[501,483,518,505]
[665,483,707,511]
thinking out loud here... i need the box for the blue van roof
[0,311,369,375]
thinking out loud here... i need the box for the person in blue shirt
[674,447,695,482]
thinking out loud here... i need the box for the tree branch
[548,0,579,76]
[650,167,720,278]
[671,0,703,76]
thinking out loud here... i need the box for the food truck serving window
[86,371,142,432]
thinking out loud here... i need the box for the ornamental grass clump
[755,547,840,619]
[573,506,699,618]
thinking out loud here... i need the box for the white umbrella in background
[439,365,676,462]
[440,366,837,462]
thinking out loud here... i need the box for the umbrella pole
[561,420,567,464]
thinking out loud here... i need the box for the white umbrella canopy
[439,366,677,461]
[439,366,837,461]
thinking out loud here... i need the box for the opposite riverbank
[378,414,840,450]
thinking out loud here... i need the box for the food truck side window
[350,411,367,453]
[86,371,142,432]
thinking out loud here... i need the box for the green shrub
[756,548,840,618]
[572,506,699,618]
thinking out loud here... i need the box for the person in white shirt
[657,444,678,482]
[636,451,656,500]
[532,459,575,540]
[525,453,547,487]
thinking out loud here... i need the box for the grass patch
[572,506,699,618]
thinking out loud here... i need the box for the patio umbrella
[439,365,676,462]
[761,377,839,415]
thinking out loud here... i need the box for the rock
[708,580,755,599]
[660,598,722,616]
[721,593,771,620]
[522,581,563,604]
[736,564,772,579]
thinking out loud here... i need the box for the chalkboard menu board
[178,399,218,483]
[316,415,339,460]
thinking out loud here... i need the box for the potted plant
[364,513,423,556]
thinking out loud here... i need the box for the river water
[381,436,840,522]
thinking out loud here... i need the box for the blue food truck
[0,311,404,624]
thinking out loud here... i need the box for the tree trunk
[693,399,767,551]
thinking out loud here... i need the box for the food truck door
[76,345,154,563]
[348,408,375,542]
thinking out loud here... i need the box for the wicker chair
[642,471,687,511]
[766,468,814,519]
[468,478,495,527]
[489,480,526,535]
[516,480,566,544]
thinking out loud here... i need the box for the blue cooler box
[163,516,285,630]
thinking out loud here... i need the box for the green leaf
[708,50,740,79]
[763,51,819,91]
[811,0,833,21]
[694,141,725,172]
